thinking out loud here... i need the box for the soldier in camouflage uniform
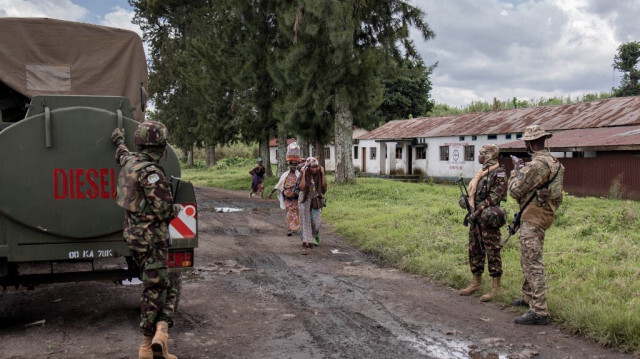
[508,125,564,325]
[111,121,181,359]
[458,144,507,302]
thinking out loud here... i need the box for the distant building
[357,96,640,199]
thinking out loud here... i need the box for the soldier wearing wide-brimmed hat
[508,125,564,325]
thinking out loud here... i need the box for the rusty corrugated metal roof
[499,124,640,151]
[358,96,640,140]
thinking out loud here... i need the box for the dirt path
[0,186,636,359]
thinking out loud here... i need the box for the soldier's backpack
[542,159,564,205]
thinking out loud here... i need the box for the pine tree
[277,0,434,182]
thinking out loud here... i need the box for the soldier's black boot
[512,294,531,307]
[514,310,548,325]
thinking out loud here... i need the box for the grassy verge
[183,160,640,353]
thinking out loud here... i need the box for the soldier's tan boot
[459,274,481,296]
[139,335,153,359]
[479,277,500,302]
[152,321,178,359]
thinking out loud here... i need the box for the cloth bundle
[286,142,301,162]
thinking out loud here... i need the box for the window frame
[464,145,475,161]
[439,146,449,161]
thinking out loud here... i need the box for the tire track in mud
[236,252,473,359]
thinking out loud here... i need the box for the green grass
[183,160,640,354]
[181,157,278,192]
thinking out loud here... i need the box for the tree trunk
[205,145,216,167]
[315,139,326,169]
[260,134,273,177]
[187,146,194,167]
[334,91,355,183]
[299,137,310,158]
[276,129,288,177]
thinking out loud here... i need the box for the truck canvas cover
[0,17,148,121]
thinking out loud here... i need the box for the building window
[439,146,449,161]
[395,146,403,159]
[459,136,465,141]
[516,133,523,139]
[464,145,475,161]
[370,147,377,160]
[505,133,512,139]
[325,147,331,160]
[472,135,477,141]
[416,146,426,160]
[488,134,497,140]
[275,150,278,159]
[353,146,358,159]
[311,147,316,157]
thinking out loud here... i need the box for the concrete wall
[358,133,521,178]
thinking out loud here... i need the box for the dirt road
[0,186,635,359]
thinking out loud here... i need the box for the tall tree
[226,0,285,178]
[278,0,434,183]
[131,0,205,156]
[612,41,640,97]
[376,57,435,125]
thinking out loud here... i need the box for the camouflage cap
[522,125,552,141]
[134,120,169,146]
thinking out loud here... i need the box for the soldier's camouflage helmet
[480,205,507,229]
[134,120,169,146]
[522,125,552,141]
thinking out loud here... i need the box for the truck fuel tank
[0,95,180,239]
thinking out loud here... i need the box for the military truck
[0,18,197,291]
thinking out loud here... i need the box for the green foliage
[375,57,435,125]
[323,180,640,353]
[612,41,640,97]
[427,93,612,117]
[181,158,277,191]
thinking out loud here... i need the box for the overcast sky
[1,0,638,108]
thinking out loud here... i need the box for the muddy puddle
[198,206,281,213]
[399,333,507,359]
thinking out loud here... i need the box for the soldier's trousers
[468,226,502,277]
[519,221,548,317]
[129,239,178,336]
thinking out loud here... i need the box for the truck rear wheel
[169,271,182,312]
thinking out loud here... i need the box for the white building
[269,128,369,171]
[355,96,640,180]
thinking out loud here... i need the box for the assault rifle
[501,192,536,245]
[456,177,485,255]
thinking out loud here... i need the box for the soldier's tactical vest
[116,159,155,212]
[478,167,508,229]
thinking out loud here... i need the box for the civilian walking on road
[249,157,266,198]
[298,157,327,255]
[270,143,301,236]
